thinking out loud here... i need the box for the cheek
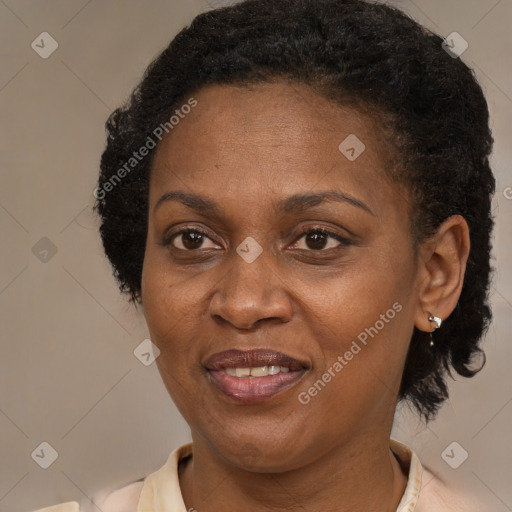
[141,248,191,357]
[142,239,195,324]
[297,312,412,440]
[299,250,415,405]
[306,257,412,344]
[141,245,221,378]
[141,258,207,416]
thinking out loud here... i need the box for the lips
[205,349,306,371]
[204,349,308,403]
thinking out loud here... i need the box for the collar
[138,439,423,512]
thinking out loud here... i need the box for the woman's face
[142,82,421,471]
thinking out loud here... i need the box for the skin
[141,81,470,512]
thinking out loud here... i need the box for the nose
[208,246,293,330]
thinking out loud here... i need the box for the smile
[221,365,290,377]
[204,349,308,403]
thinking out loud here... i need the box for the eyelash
[294,227,351,249]
[164,226,351,252]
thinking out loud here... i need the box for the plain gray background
[0,1,511,511]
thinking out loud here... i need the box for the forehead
[149,81,403,218]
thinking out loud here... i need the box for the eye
[289,228,350,251]
[164,227,350,252]
[166,229,220,251]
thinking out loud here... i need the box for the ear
[414,215,470,332]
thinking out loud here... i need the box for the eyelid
[162,226,220,248]
[163,224,352,251]
[291,226,352,248]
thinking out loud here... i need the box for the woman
[34,0,495,510]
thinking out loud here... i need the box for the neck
[179,430,408,512]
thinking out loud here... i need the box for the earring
[428,314,442,347]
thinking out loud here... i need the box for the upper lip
[204,349,308,371]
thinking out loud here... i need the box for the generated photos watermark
[93,97,198,200]
[298,301,403,405]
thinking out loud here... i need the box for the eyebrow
[154,190,375,217]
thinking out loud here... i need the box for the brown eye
[180,232,205,250]
[167,230,220,251]
[290,228,350,251]
[305,231,329,250]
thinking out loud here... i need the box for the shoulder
[29,481,144,512]
[30,444,192,512]
[87,480,145,512]
[416,467,486,512]
[390,438,486,512]
[88,443,192,511]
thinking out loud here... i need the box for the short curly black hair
[95,0,495,421]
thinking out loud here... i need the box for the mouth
[204,349,308,403]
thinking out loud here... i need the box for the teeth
[250,366,269,377]
[222,366,293,377]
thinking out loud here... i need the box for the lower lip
[207,370,306,403]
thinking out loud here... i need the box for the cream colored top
[30,439,481,512]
